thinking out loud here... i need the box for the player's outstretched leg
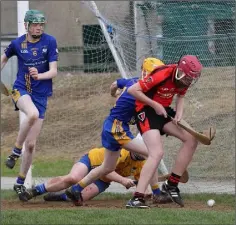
[161,119,198,208]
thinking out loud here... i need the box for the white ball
[207,199,215,207]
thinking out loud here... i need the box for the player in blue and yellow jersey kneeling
[21,147,171,205]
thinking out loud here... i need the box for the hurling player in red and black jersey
[127,55,202,207]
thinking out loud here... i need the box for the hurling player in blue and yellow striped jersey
[1,9,58,200]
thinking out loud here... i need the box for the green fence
[141,1,235,66]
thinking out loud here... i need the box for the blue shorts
[11,88,48,119]
[78,154,92,171]
[78,154,110,193]
[101,116,134,152]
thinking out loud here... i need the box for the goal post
[17,1,32,189]
[82,1,128,79]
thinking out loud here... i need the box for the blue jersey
[109,77,138,124]
[4,33,58,96]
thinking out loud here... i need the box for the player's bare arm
[127,82,155,107]
[128,82,167,117]
[110,81,119,97]
[104,171,135,189]
[1,53,9,70]
[29,61,57,80]
[173,95,185,124]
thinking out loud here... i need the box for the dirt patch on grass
[2,199,234,212]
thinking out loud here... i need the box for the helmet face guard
[175,55,202,87]
[175,68,195,86]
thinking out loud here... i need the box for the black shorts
[135,106,176,135]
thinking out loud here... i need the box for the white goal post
[83,1,128,79]
[17,1,32,188]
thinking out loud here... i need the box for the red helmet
[177,55,202,79]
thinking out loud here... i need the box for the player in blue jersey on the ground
[64,58,168,207]
[1,9,58,200]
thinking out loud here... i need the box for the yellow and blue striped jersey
[4,33,58,96]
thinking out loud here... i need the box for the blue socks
[151,184,161,195]
[35,183,47,194]
[152,188,161,195]
[61,193,68,201]
[12,146,22,157]
[16,176,25,185]
[72,184,84,192]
